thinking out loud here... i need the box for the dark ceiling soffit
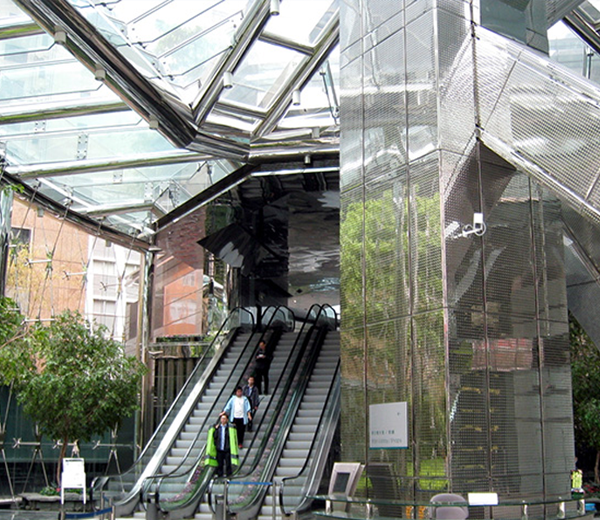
[155,153,340,232]
[155,163,259,232]
[0,170,150,252]
[11,0,249,161]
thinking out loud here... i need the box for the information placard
[369,402,408,449]
[61,458,86,504]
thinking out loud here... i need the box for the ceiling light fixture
[223,71,233,89]
[94,65,106,81]
[270,0,280,15]
[54,30,66,45]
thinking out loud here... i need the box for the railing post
[223,480,229,520]
[521,503,528,520]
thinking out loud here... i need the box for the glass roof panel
[5,123,175,166]
[221,40,303,109]
[1,0,340,238]
[264,0,338,45]
[0,0,30,26]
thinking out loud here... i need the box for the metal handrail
[279,362,340,516]
[211,305,335,517]
[92,307,254,513]
[142,329,258,503]
[153,305,299,515]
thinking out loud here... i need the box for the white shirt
[233,396,245,418]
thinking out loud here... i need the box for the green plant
[0,309,147,484]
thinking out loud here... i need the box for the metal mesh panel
[340,185,364,331]
[363,30,407,178]
[412,311,448,497]
[409,156,444,313]
[530,183,568,324]
[340,325,367,464]
[476,26,600,223]
[443,149,484,314]
[513,369,544,496]
[405,0,434,25]
[364,0,402,34]
[340,0,362,51]
[366,318,412,510]
[484,173,536,323]
[365,174,409,322]
[340,56,364,193]
[438,18,476,155]
[406,12,437,162]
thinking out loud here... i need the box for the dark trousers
[255,369,269,394]
[216,449,231,477]
[233,417,245,445]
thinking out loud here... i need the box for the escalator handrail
[153,305,301,514]
[279,361,341,515]
[224,326,327,513]
[213,305,334,515]
[207,324,317,513]
[222,305,327,482]
[143,330,258,488]
[92,307,254,506]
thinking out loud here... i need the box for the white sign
[61,458,86,504]
[369,402,408,449]
[468,492,498,505]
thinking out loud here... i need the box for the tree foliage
[0,304,146,482]
[570,312,600,483]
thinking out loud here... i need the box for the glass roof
[0,0,340,242]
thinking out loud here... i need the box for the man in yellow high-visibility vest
[206,414,239,477]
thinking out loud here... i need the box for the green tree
[570,312,600,483]
[0,308,146,484]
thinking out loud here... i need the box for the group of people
[206,340,272,477]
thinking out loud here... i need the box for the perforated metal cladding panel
[406,12,438,162]
[365,175,409,323]
[340,185,364,331]
[363,30,407,180]
[443,149,484,314]
[340,0,362,51]
[340,56,363,193]
[409,155,444,314]
[365,317,413,505]
[530,186,568,324]
[439,33,477,155]
[475,27,600,222]
[340,324,367,464]
[483,173,536,323]
[412,310,448,497]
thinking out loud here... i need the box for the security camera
[462,212,486,237]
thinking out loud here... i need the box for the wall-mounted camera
[462,212,486,237]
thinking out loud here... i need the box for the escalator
[157,327,305,519]
[259,331,340,520]
[94,308,259,516]
[196,309,340,520]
